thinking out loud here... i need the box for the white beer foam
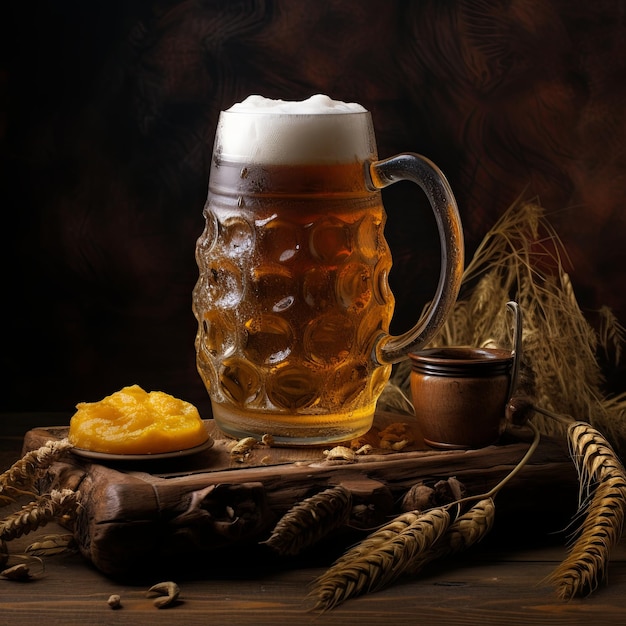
[227,94,367,114]
[216,94,376,164]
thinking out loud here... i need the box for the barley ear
[406,497,496,576]
[262,485,352,556]
[310,507,450,612]
[0,489,80,542]
[548,422,626,599]
[0,440,73,506]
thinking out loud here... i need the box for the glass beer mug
[192,95,464,445]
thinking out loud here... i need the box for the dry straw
[382,197,626,455]
[368,196,626,605]
[0,440,80,564]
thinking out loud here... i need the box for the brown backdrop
[2,0,625,417]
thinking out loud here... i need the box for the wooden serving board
[22,412,579,579]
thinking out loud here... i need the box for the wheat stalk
[263,485,352,556]
[405,498,496,576]
[309,421,540,611]
[310,507,450,612]
[383,199,626,456]
[569,424,624,491]
[548,422,626,599]
[330,510,425,569]
[0,489,80,542]
[0,439,73,507]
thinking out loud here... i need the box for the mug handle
[506,300,523,403]
[368,153,465,364]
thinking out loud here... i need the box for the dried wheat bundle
[309,422,540,611]
[0,489,80,542]
[263,485,352,556]
[383,198,626,453]
[310,507,450,612]
[0,439,73,507]
[548,422,626,599]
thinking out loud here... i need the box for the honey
[68,384,207,454]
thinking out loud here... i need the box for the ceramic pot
[409,346,514,449]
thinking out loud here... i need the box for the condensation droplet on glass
[273,296,295,312]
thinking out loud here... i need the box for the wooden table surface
[1,415,626,625]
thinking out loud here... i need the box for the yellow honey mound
[68,384,208,454]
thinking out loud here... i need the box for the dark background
[2,0,625,418]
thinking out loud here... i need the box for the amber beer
[193,95,464,444]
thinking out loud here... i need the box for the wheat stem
[532,404,574,427]
[448,421,540,513]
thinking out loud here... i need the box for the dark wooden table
[1,414,625,625]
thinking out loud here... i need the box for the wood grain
[2,427,625,625]
[20,412,579,579]
[2,522,626,626]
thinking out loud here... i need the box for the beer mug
[192,95,464,445]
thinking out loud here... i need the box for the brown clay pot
[409,347,514,449]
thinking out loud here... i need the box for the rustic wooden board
[22,412,580,579]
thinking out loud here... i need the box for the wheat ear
[310,422,539,612]
[400,427,532,580]
[262,485,352,556]
[310,507,450,612]
[0,489,80,542]
[0,439,72,506]
[548,422,626,599]
[405,498,496,576]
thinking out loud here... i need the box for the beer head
[215,94,377,165]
